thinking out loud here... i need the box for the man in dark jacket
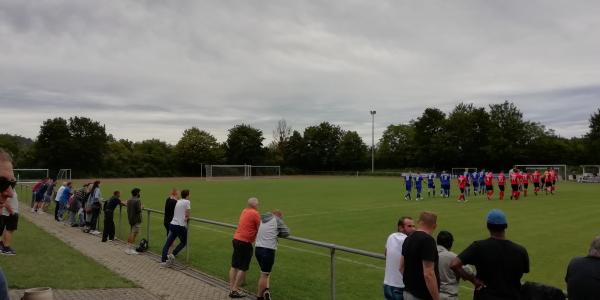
[126,188,142,255]
[102,190,122,242]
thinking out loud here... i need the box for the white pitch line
[149,214,384,270]
[285,202,424,219]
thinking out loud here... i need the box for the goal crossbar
[514,164,567,180]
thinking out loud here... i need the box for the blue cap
[486,209,507,225]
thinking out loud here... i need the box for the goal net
[206,165,250,179]
[56,169,72,182]
[251,165,281,178]
[451,167,477,178]
[514,164,567,181]
[13,169,49,184]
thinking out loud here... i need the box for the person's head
[417,211,437,233]
[247,197,259,209]
[397,216,415,235]
[181,189,190,199]
[486,209,508,235]
[437,230,454,250]
[113,190,120,197]
[0,148,15,203]
[92,180,101,189]
[66,181,72,188]
[170,188,178,198]
[272,209,283,218]
[131,188,141,197]
[588,235,600,258]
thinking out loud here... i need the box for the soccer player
[471,171,480,196]
[545,168,554,195]
[550,168,557,193]
[427,173,436,198]
[478,170,485,195]
[415,173,424,201]
[440,171,451,198]
[497,171,506,200]
[458,174,467,202]
[484,171,494,200]
[509,168,520,200]
[464,170,471,196]
[404,174,413,201]
[532,169,541,195]
[521,170,530,197]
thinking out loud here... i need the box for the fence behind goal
[205,164,280,179]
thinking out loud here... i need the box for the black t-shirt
[402,230,439,300]
[103,196,121,213]
[458,238,529,300]
[565,256,600,300]
[164,197,177,225]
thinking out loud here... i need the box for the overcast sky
[1,1,599,145]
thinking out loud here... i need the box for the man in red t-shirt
[544,168,553,195]
[229,197,261,298]
[484,171,494,200]
[532,170,541,195]
[521,171,529,197]
[510,169,520,200]
[458,175,467,202]
[497,171,506,200]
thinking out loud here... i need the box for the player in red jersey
[521,170,530,197]
[484,171,494,200]
[550,168,557,193]
[544,168,553,195]
[532,169,541,195]
[457,174,467,202]
[509,168,520,200]
[497,171,506,200]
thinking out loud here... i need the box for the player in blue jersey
[478,170,485,195]
[440,171,451,198]
[463,170,471,196]
[403,173,413,200]
[427,172,436,197]
[415,173,424,201]
[471,171,480,196]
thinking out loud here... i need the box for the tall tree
[68,116,109,176]
[445,103,490,168]
[269,119,292,165]
[34,117,72,174]
[413,108,448,168]
[376,124,416,168]
[585,108,600,163]
[225,124,265,164]
[302,122,343,170]
[336,131,368,170]
[487,101,528,169]
[130,139,175,177]
[283,130,305,170]
[175,127,224,175]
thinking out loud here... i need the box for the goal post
[451,167,477,178]
[514,164,567,180]
[251,165,281,178]
[13,169,49,184]
[56,169,72,182]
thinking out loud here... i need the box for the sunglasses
[0,177,17,191]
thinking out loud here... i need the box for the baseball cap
[486,209,507,225]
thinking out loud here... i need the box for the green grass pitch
[31,177,600,299]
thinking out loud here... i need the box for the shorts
[511,184,518,191]
[129,223,141,234]
[43,194,52,203]
[486,185,493,192]
[523,184,528,189]
[255,246,276,273]
[499,185,505,192]
[0,214,19,233]
[459,188,465,193]
[427,184,435,189]
[442,184,450,190]
[231,239,253,271]
[546,181,553,188]
[534,182,540,188]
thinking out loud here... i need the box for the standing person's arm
[399,255,405,274]
[423,260,439,300]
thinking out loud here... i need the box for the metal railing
[130,207,385,300]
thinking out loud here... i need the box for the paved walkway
[17,205,253,300]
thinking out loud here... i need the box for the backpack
[136,238,149,253]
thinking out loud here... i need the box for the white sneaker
[125,248,132,254]
[91,230,101,235]
[167,254,175,262]
[159,262,170,268]
[130,249,139,255]
[31,208,35,213]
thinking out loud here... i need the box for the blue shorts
[255,247,276,273]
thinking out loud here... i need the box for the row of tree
[1,101,599,178]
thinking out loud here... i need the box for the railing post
[118,205,122,240]
[146,210,151,247]
[330,247,336,300]
[186,225,190,264]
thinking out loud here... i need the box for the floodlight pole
[370,110,376,173]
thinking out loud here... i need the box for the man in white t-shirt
[384,216,415,300]
[160,189,191,267]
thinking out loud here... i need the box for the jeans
[161,224,187,262]
[54,201,61,221]
[384,284,404,300]
[0,268,9,300]
[102,211,115,242]
[89,205,101,230]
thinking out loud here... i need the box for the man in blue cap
[450,209,529,300]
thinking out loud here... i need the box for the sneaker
[1,247,16,256]
[31,208,36,213]
[91,230,101,235]
[159,262,170,268]
[130,249,139,255]
[228,290,245,298]
[264,289,272,300]
[167,254,175,262]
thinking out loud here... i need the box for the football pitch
[66,177,599,299]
